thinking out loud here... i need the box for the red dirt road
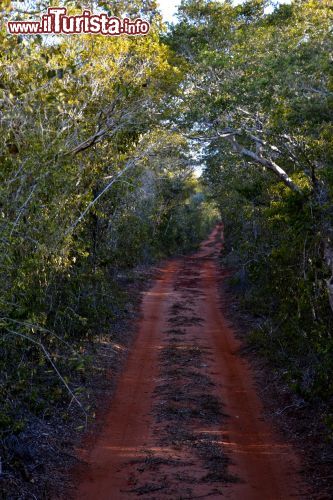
[74,226,306,499]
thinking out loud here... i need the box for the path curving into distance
[73,226,306,499]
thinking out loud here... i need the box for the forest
[0,0,333,498]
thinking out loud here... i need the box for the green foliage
[0,2,217,446]
[168,0,333,412]
[2,0,332,473]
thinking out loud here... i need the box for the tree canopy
[1,0,333,494]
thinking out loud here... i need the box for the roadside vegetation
[167,0,333,431]
[0,1,217,487]
[1,0,333,496]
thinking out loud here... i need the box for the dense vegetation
[0,0,217,445]
[1,0,332,492]
[168,0,333,408]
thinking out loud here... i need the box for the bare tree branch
[4,329,87,424]
[64,159,136,237]
[226,135,302,194]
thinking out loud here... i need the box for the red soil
[73,226,306,499]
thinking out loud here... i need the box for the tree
[168,0,333,400]
[0,0,215,451]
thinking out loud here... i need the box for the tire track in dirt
[73,226,306,499]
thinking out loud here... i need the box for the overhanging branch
[227,135,302,193]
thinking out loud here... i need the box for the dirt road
[74,226,305,499]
